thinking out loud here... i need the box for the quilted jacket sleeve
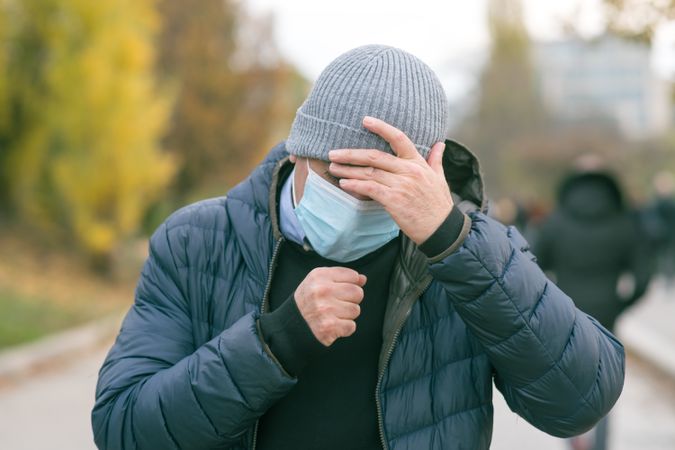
[91,216,296,449]
[428,212,625,437]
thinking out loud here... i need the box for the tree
[601,0,675,192]
[0,0,175,268]
[454,0,550,197]
[602,0,675,43]
[0,2,12,209]
[156,0,307,198]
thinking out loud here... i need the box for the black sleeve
[418,206,467,258]
[258,295,328,376]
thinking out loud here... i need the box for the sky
[242,0,674,100]
[243,0,602,79]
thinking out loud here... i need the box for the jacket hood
[557,171,625,220]
[442,139,487,214]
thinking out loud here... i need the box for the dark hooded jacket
[534,171,651,331]
[92,142,625,450]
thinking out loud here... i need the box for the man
[92,45,625,450]
[534,166,651,450]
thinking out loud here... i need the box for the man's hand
[328,116,453,245]
[295,267,367,347]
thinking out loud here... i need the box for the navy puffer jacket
[92,141,625,450]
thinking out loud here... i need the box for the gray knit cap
[286,45,449,161]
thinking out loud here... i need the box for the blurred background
[0,0,674,449]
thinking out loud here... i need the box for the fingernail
[363,116,374,126]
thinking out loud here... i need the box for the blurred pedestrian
[534,168,652,450]
[92,45,625,450]
[489,197,529,231]
[640,171,675,286]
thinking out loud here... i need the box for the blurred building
[533,36,673,140]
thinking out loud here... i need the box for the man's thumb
[427,141,446,176]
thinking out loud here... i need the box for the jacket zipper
[375,277,433,450]
[251,237,284,450]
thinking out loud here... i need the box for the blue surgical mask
[294,160,399,262]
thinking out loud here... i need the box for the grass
[0,289,94,349]
[0,227,140,351]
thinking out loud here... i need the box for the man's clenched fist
[294,267,367,346]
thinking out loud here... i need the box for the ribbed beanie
[286,45,449,161]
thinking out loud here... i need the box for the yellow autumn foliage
[0,5,6,133]
[0,0,174,259]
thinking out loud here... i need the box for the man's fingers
[314,267,365,284]
[338,179,387,205]
[357,274,367,286]
[362,116,421,160]
[335,319,357,339]
[328,162,398,187]
[299,269,367,347]
[334,282,365,303]
[333,300,361,320]
[328,148,402,173]
[315,318,356,347]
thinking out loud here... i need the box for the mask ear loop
[290,159,311,208]
[291,166,299,208]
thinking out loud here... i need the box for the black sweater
[257,237,400,450]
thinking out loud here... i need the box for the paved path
[1,347,674,449]
[1,282,674,449]
[0,347,103,450]
[616,278,675,378]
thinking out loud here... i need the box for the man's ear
[289,154,297,163]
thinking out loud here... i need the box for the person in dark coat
[534,170,651,332]
[534,169,651,450]
[92,45,625,450]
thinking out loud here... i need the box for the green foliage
[0,288,91,348]
[0,4,6,123]
[0,0,175,261]
[156,0,307,197]
[0,2,11,206]
[0,0,306,266]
